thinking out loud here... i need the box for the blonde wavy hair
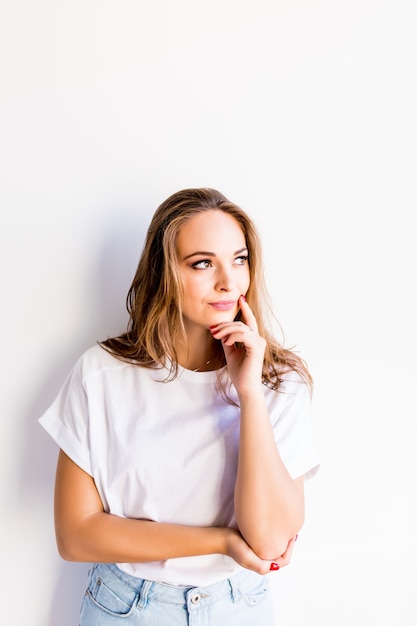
[101,188,312,398]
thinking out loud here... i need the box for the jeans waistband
[89,562,255,611]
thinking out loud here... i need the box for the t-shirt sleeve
[38,355,93,476]
[269,372,320,480]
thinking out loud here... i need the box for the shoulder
[263,366,311,399]
[277,368,311,398]
[263,367,312,422]
[74,345,172,392]
[74,344,135,383]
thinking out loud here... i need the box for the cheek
[241,268,251,291]
[183,276,207,301]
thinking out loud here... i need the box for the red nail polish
[240,294,246,302]
[209,325,218,330]
[270,562,279,571]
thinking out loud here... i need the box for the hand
[225,528,297,575]
[272,534,298,570]
[210,296,266,396]
[225,528,277,575]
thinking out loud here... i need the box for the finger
[224,330,256,347]
[252,557,283,576]
[239,295,258,332]
[282,535,297,556]
[236,545,281,576]
[210,324,256,344]
[275,535,298,569]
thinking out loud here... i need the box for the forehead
[176,210,246,252]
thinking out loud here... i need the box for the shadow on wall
[18,207,151,626]
[49,562,91,625]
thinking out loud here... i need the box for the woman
[40,188,320,625]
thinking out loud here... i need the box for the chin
[213,312,238,324]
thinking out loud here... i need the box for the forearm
[56,513,229,563]
[54,450,230,564]
[54,451,280,574]
[234,388,305,560]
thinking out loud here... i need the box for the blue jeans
[79,563,275,625]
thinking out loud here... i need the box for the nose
[215,265,234,292]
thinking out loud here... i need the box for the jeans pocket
[237,572,269,607]
[86,572,139,618]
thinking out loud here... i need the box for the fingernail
[240,294,246,302]
[209,325,218,331]
[295,534,299,542]
[270,562,279,571]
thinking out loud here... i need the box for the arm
[210,296,305,560]
[235,389,305,560]
[54,450,280,574]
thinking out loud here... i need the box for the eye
[191,259,212,269]
[234,255,249,266]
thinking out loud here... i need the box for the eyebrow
[183,247,248,261]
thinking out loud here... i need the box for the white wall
[1,1,416,624]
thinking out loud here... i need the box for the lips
[209,300,237,311]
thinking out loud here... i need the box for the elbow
[253,538,290,562]
[56,542,75,562]
[56,533,79,561]
[255,535,296,561]
[54,512,101,562]
[252,514,305,561]
[55,528,89,562]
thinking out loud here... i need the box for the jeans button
[191,593,201,604]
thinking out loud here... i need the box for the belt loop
[137,580,153,610]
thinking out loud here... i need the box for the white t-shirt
[39,344,320,586]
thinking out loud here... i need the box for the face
[176,210,250,333]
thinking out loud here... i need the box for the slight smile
[209,300,237,311]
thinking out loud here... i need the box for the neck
[175,328,221,372]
